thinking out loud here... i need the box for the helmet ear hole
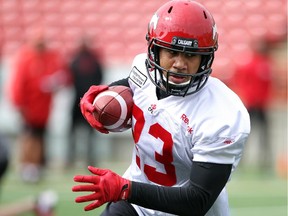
[146,34,150,42]
[203,11,207,19]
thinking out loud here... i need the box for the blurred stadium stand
[0,0,286,65]
[0,0,287,169]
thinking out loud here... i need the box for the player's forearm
[109,77,129,87]
[128,162,232,216]
[128,181,209,216]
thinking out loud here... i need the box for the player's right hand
[80,85,109,134]
[72,166,131,211]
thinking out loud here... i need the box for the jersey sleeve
[109,78,129,87]
[192,121,249,165]
[190,81,251,170]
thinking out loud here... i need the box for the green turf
[227,168,287,216]
[0,165,287,216]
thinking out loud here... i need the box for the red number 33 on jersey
[132,104,176,186]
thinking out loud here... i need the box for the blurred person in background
[0,134,9,195]
[232,37,273,172]
[8,28,70,183]
[0,134,58,216]
[66,37,104,168]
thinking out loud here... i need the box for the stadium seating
[0,0,286,73]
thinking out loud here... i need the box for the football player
[72,0,251,215]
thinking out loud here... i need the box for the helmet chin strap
[162,75,191,87]
[160,74,206,96]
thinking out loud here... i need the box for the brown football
[92,86,133,132]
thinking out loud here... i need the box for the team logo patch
[148,104,157,114]
[129,66,147,88]
[171,37,198,48]
[150,13,159,30]
[212,24,217,40]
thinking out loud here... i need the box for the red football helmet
[146,0,218,96]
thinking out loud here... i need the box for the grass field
[0,163,287,216]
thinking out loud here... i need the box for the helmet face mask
[146,0,218,97]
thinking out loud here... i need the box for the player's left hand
[72,166,131,211]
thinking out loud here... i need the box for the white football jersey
[123,53,250,216]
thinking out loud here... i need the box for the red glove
[72,166,131,211]
[80,85,109,134]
